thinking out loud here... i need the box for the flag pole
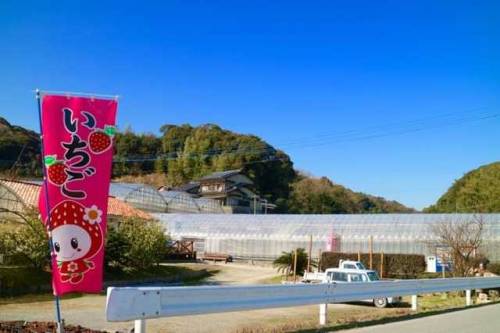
[36,89,64,333]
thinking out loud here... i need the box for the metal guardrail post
[411,295,418,311]
[466,290,472,306]
[135,319,146,333]
[319,303,328,325]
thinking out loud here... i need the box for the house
[162,170,274,214]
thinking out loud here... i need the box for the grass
[0,293,83,305]
[258,275,284,284]
[104,264,215,284]
[234,293,500,333]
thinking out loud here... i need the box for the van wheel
[374,298,388,308]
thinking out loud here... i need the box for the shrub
[106,217,168,271]
[321,252,426,278]
[487,263,500,275]
[0,214,50,269]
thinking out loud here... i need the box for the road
[339,303,500,333]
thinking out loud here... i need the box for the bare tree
[430,216,485,277]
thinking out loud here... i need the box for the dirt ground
[0,262,408,333]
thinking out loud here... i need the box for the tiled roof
[1,179,40,208]
[171,181,200,192]
[107,196,152,219]
[0,179,152,219]
[199,169,242,181]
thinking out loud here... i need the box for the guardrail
[106,277,500,332]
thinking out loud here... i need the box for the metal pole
[319,303,328,325]
[411,295,418,311]
[253,196,257,215]
[36,90,63,332]
[135,319,146,333]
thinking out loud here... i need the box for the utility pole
[307,235,313,273]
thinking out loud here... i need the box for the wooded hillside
[425,162,500,213]
[0,118,413,213]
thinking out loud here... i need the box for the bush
[321,252,426,278]
[106,218,168,271]
[0,215,50,269]
[0,267,51,296]
[487,263,500,275]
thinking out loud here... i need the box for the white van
[324,268,401,308]
[303,267,401,308]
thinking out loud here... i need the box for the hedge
[321,252,426,279]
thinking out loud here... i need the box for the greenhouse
[109,183,168,213]
[110,183,224,214]
[155,213,500,262]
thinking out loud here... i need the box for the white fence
[106,277,500,332]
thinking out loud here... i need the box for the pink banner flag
[38,94,117,295]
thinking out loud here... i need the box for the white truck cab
[338,260,367,270]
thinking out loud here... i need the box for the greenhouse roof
[109,182,168,213]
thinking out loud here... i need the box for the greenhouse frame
[155,213,500,262]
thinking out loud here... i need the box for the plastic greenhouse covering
[109,183,224,214]
[155,213,500,262]
[110,183,168,213]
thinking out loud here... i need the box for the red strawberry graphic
[45,155,68,186]
[89,125,115,154]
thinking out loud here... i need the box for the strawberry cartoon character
[45,155,68,186]
[48,201,103,284]
[89,125,116,154]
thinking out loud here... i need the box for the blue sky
[1,1,499,209]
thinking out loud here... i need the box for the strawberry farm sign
[38,94,117,295]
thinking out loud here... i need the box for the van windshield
[367,271,380,281]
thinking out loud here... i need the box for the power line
[2,108,498,167]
